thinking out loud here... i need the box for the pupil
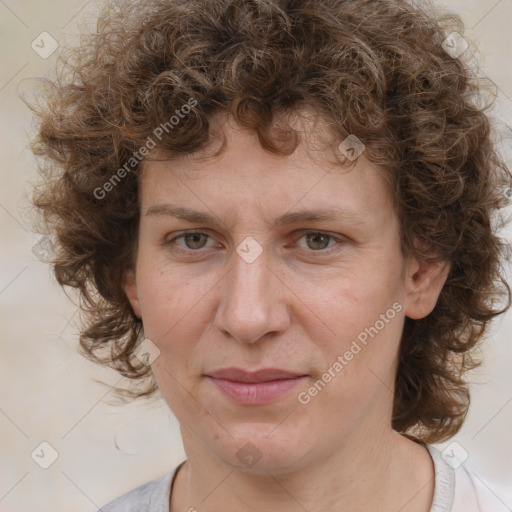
[185,233,207,249]
[308,233,329,250]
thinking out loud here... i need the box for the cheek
[134,256,227,397]
[314,268,402,339]
[298,304,403,437]
[303,268,405,398]
[136,255,210,335]
[137,266,207,410]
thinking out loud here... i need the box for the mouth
[204,367,308,405]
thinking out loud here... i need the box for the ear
[404,254,451,320]
[123,268,142,319]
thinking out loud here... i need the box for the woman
[30,0,511,510]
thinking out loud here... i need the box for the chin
[211,424,316,475]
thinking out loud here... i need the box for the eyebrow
[144,203,370,228]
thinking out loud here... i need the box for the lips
[205,367,308,405]
[206,367,306,383]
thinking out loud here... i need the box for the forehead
[139,112,395,227]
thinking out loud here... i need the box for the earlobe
[404,256,451,320]
[123,268,142,318]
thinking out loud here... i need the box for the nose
[213,243,291,344]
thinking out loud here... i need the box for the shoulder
[427,445,511,512]
[98,464,182,512]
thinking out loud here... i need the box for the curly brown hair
[30,0,511,443]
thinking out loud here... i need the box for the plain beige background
[1,0,511,510]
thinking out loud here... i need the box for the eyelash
[164,230,345,256]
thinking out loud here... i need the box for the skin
[123,111,451,512]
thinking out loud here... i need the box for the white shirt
[98,445,510,511]
[427,445,510,511]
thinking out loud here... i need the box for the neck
[170,427,434,512]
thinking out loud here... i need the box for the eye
[292,231,343,253]
[164,230,344,255]
[166,231,216,251]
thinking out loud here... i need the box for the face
[124,113,449,474]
